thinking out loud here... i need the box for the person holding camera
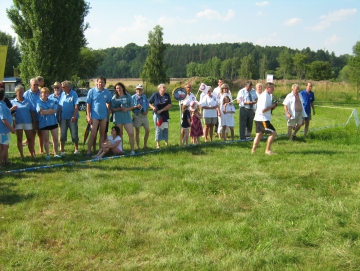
[132,84,149,150]
[251,83,278,155]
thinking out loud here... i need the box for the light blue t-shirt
[59,90,79,120]
[23,89,41,121]
[36,98,58,129]
[111,93,134,124]
[0,101,13,133]
[86,87,111,120]
[11,98,33,124]
[131,93,149,114]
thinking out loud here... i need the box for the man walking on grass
[300,82,315,137]
[283,84,307,141]
[252,83,278,155]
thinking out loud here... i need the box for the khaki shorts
[132,113,149,128]
[287,111,303,127]
[204,117,218,125]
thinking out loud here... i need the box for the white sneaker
[130,151,135,155]
[60,152,65,156]
[74,150,81,154]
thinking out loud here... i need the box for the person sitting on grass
[92,126,122,159]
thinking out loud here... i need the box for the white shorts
[0,133,10,145]
[15,123,33,130]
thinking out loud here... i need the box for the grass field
[1,81,360,270]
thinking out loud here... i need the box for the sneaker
[54,154,61,158]
[292,135,298,140]
[45,156,51,160]
[74,150,81,154]
[85,153,91,158]
[130,151,135,155]
[60,152,65,156]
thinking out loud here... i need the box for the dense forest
[94,42,349,81]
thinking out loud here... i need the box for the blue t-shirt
[86,87,111,120]
[36,98,58,129]
[300,90,315,115]
[11,98,33,124]
[149,92,172,122]
[131,93,149,114]
[49,92,62,120]
[59,90,79,120]
[111,93,134,124]
[0,101,12,133]
[23,89,41,121]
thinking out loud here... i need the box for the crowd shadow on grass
[285,149,343,155]
[0,182,35,205]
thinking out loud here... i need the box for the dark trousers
[239,107,255,139]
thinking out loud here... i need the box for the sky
[1,0,360,56]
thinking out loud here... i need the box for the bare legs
[135,126,149,149]
[252,131,277,155]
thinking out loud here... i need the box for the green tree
[238,54,255,79]
[293,53,307,80]
[141,25,169,86]
[275,48,293,79]
[347,41,360,99]
[0,31,21,77]
[6,0,90,87]
[307,61,332,80]
[258,54,267,80]
[75,47,101,80]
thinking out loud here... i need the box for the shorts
[0,133,10,145]
[132,113,149,128]
[304,114,312,121]
[204,117,218,125]
[39,124,58,131]
[15,123,33,130]
[287,111,303,127]
[255,121,276,134]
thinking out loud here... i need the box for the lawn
[1,83,360,270]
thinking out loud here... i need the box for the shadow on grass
[0,182,35,205]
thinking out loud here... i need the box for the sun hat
[51,81,61,88]
[136,84,144,89]
[189,101,198,111]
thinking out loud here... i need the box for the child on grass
[181,104,191,146]
[221,96,235,141]
[189,101,203,144]
[93,126,122,158]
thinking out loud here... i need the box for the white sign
[266,74,274,83]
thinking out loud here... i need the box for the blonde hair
[40,87,50,94]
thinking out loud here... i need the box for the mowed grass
[1,83,360,270]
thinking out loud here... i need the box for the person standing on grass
[149,84,172,149]
[11,85,36,158]
[237,81,258,139]
[220,95,235,142]
[252,83,278,155]
[24,78,44,154]
[283,84,307,141]
[59,80,80,155]
[92,126,122,159]
[201,87,220,142]
[0,89,16,168]
[131,84,150,150]
[181,104,191,147]
[300,82,315,137]
[111,82,140,155]
[86,76,112,157]
[212,78,223,137]
[36,87,61,160]
[189,101,203,145]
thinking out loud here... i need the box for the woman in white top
[93,126,122,158]
[201,88,220,142]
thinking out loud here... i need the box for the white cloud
[109,15,154,46]
[257,11,264,16]
[309,8,357,31]
[197,33,238,43]
[320,8,357,22]
[256,1,269,7]
[325,34,342,46]
[283,18,301,26]
[196,9,235,21]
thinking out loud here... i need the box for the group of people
[0,76,316,167]
[179,79,315,155]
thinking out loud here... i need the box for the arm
[311,102,315,115]
[283,105,291,119]
[1,119,16,134]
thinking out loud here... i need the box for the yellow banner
[0,45,8,80]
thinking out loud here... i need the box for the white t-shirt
[181,93,197,106]
[254,91,272,121]
[107,135,122,152]
[201,95,218,118]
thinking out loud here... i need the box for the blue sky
[1,0,359,56]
